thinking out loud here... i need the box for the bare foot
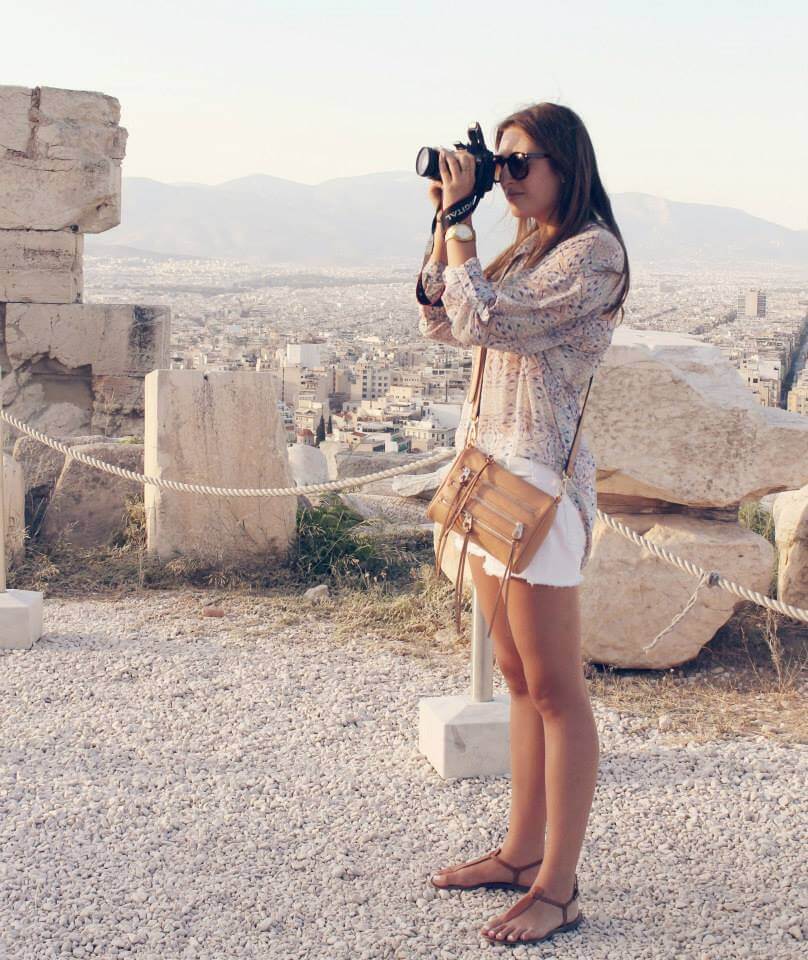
[480,885,579,943]
[431,847,543,889]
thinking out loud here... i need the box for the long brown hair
[485,102,630,326]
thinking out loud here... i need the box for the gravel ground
[0,590,805,960]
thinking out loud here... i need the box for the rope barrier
[2,408,806,634]
[0,409,454,496]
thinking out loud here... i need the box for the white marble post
[417,584,511,780]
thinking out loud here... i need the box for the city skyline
[3,0,807,232]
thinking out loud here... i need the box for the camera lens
[416,146,441,180]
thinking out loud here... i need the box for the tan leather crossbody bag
[426,345,594,638]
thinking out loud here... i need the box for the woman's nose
[497,165,512,187]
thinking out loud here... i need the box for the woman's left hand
[439,148,476,213]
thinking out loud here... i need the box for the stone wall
[0,85,170,447]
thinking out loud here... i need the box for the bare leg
[431,553,546,890]
[481,578,599,943]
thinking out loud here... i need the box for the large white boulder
[0,85,127,232]
[288,442,328,487]
[144,370,296,564]
[593,329,808,506]
[581,512,774,669]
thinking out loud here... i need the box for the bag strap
[466,345,594,479]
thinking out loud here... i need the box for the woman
[417,102,630,946]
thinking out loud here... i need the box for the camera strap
[415,191,483,307]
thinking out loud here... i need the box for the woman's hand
[439,147,476,213]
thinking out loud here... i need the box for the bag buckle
[512,521,524,540]
[459,466,472,484]
[461,510,473,532]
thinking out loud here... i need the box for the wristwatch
[444,223,476,243]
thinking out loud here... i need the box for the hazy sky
[4,1,807,230]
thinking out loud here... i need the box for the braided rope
[597,511,808,629]
[0,410,454,496]
[2,408,806,627]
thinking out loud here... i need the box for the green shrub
[290,493,407,584]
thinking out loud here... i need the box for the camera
[415,121,497,200]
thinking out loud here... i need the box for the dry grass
[584,601,807,746]
[9,495,806,747]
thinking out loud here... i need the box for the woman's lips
[506,192,522,199]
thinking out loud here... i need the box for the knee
[495,653,530,695]
[526,676,582,718]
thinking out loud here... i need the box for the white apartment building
[286,341,322,368]
[351,361,391,401]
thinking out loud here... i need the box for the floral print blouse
[417,220,625,573]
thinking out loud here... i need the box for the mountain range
[85,172,808,269]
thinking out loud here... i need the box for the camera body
[415,122,497,199]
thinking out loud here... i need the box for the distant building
[737,289,767,319]
[403,418,456,451]
[351,361,391,401]
[787,381,808,415]
[286,341,322,368]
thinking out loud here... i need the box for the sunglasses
[492,151,550,182]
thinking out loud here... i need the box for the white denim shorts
[435,454,586,587]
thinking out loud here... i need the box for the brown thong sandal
[481,874,582,946]
[430,846,543,892]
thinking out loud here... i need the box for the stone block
[0,86,31,153]
[0,302,170,443]
[0,589,43,650]
[0,84,127,232]
[4,303,170,376]
[1,357,95,443]
[418,694,512,779]
[0,229,83,303]
[144,370,296,564]
[39,441,142,548]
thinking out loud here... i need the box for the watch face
[451,224,474,241]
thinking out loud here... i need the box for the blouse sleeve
[440,230,624,355]
[417,259,464,347]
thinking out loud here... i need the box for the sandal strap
[500,891,539,924]
[492,847,544,885]
[434,845,545,886]
[529,873,579,924]
[434,846,501,878]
